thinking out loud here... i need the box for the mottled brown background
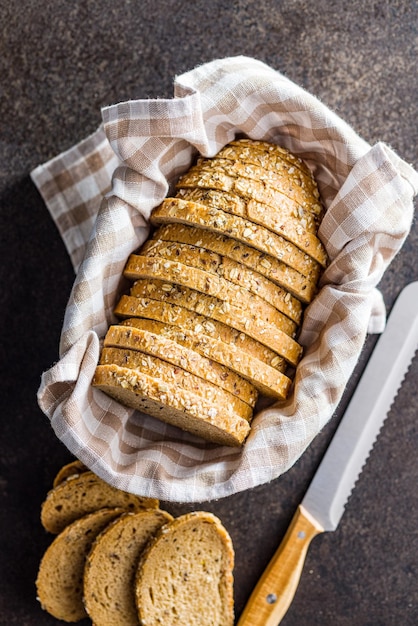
[1,1,417,625]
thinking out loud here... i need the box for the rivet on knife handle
[237,505,323,626]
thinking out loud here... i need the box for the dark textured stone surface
[1,1,417,624]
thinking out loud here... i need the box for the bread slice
[135,511,235,626]
[52,459,87,487]
[84,509,174,626]
[139,237,303,319]
[218,139,317,187]
[114,294,286,370]
[151,198,321,279]
[103,323,258,407]
[187,156,322,218]
[123,254,297,337]
[41,471,159,534]
[153,223,312,310]
[123,281,303,366]
[175,186,327,267]
[36,508,124,622]
[108,321,291,399]
[98,347,253,421]
[93,364,251,446]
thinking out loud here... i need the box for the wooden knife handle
[237,505,324,626]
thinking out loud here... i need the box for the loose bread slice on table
[135,511,235,626]
[123,281,303,366]
[123,254,297,337]
[151,198,321,279]
[153,223,317,306]
[175,186,327,267]
[102,323,258,407]
[52,459,87,487]
[139,237,303,319]
[114,293,286,371]
[108,321,291,399]
[93,364,251,446]
[84,509,173,626]
[41,471,159,534]
[36,507,124,622]
[98,346,253,421]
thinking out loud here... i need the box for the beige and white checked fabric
[32,56,418,503]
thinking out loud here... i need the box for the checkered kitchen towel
[32,56,418,503]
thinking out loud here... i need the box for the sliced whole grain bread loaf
[135,511,235,626]
[36,508,124,622]
[84,509,174,626]
[41,471,159,534]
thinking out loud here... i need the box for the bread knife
[237,281,418,626]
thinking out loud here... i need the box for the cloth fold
[31,56,418,503]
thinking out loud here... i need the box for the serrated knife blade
[237,281,418,626]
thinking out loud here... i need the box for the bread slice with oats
[135,511,235,626]
[93,364,251,446]
[153,223,316,306]
[98,347,253,421]
[216,139,321,197]
[121,281,303,367]
[185,156,322,218]
[123,254,297,337]
[139,237,303,316]
[36,508,124,622]
[151,198,321,278]
[117,295,287,371]
[175,186,327,266]
[84,508,174,626]
[106,321,291,399]
[102,323,258,406]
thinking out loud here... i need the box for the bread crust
[99,346,254,421]
[123,254,297,337]
[103,323,258,406]
[153,223,314,307]
[151,198,321,279]
[93,364,251,446]
[109,321,291,399]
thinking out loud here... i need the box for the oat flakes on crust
[151,198,321,279]
[93,364,251,447]
[114,293,287,371]
[123,254,297,337]
[99,346,253,421]
[103,323,258,406]
[153,224,311,311]
[114,320,291,399]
